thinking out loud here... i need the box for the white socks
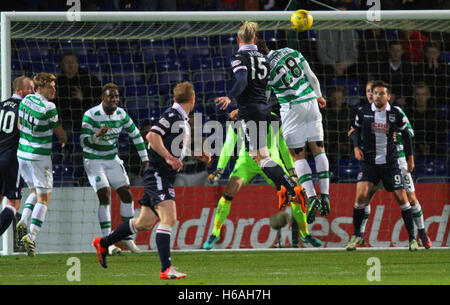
[98,204,111,237]
[294,159,316,198]
[29,202,47,241]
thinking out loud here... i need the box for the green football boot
[203,234,219,250]
[301,235,323,247]
[306,196,321,224]
[345,235,365,251]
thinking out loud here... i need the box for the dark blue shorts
[138,164,176,210]
[357,162,404,192]
[0,158,23,200]
[238,109,273,153]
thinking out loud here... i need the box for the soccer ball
[290,9,313,32]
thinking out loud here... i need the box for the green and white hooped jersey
[267,47,317,105]
[394,106,414,159]
[81,103,148,161]
[18,93,60,161]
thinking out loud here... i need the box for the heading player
[215,21,307,210]
[256,40,330,225]
[0,76,35,237]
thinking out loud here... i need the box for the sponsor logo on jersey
[371,122,389,134]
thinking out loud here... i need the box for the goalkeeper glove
[207,168,224,184]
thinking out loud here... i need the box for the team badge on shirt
[388,114,396,123]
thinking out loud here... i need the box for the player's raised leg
[93,205,158,268]
[116,185,141,253]
[255,147,305,210]
[16,190,37,241]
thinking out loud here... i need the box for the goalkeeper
[203,109,322,249]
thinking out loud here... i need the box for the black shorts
[357,162,404,192]
[138,165,176,211]
[238,109,273,153]
[0,158,23,200]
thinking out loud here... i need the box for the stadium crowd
[3,0,450,11]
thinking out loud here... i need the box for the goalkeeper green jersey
[394,106,414,159]
[80,103,148,161]
[216,113,293,172]
[266,47,318,105]
[17,93,61,161]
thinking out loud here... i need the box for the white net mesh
[2,12,449,253]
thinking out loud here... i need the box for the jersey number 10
[0,109,15,134]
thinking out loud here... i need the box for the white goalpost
[1,10,449,255]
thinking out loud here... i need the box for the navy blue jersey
[0,97,21,159]
[353,103,411,165]
[230,45,270,115]
[148,103,190,176]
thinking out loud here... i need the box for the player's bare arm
[354,146,364,161]
[53,125,68,148]
[95,125,110,138]
[317,96,327,108]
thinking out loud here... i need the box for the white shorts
[280,99,324,148]
[18,157,53,194]
[398,157,415,193]
[84,157,130,192]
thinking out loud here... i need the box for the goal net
[1,10,449,254]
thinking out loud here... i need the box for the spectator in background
[142,0,176,10]
[316,4,359,82]
[400,29,429,64]
[324,86,353,170]
[55,52,102,132]
[407,82,447,157]
[372,40,413,106]
[414,42,449,106]
[358,29,390,75]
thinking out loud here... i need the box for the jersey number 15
[249,56,268,80]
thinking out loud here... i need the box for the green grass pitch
[1,249,449,285]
